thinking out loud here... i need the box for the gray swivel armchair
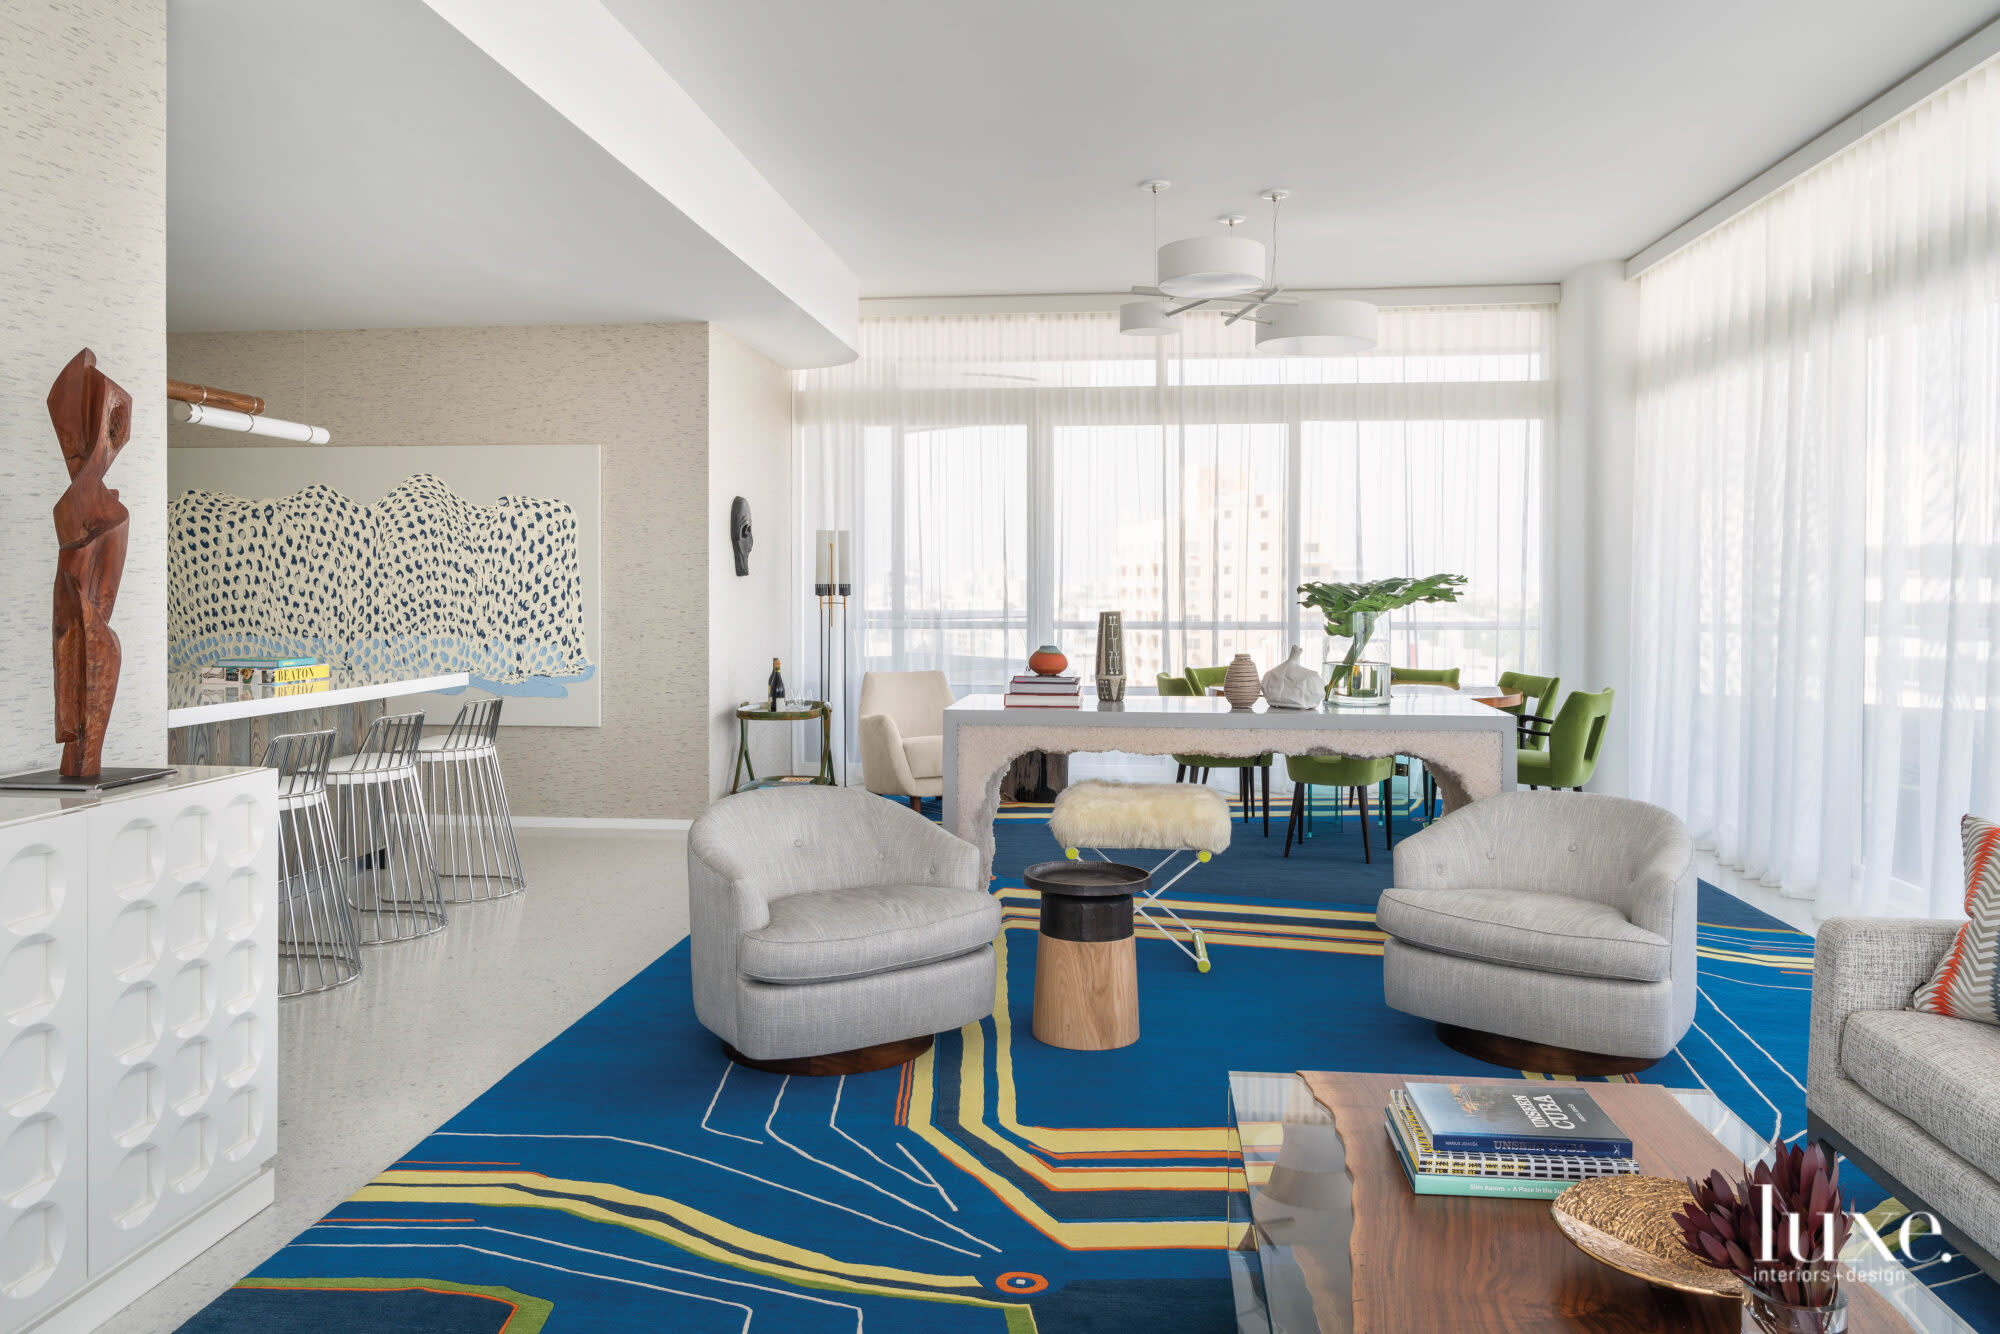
[688,785,1001,1073]
[1377,791,1696,1073]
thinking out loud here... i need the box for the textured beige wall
[706,328,796,797]
[0,1,169,773]
[167,325,711,819]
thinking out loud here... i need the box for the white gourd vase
[1261,645,1322,709]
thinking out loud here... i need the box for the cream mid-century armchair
[858,670,957,808]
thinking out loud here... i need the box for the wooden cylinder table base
[1027,859,1145,1051]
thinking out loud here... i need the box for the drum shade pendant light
[1156,228,1266,298]
[1120,184,1379,355]
[1119,299,1181,336]
[1254,298,1379,355]
[1253,189,1377,354]
[1119,181,1182,337]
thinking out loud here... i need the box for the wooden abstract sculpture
[48,349,133,780]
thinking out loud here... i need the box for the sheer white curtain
[1629,58,2000,918]
[796,305,1552,771]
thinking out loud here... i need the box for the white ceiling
[167,0,855,366]
[603,0,2000,296]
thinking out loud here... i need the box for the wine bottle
[768,657,786,712]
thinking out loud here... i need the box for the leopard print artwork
[167,474,595,695]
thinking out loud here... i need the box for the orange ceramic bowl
[1027,646,1068,676]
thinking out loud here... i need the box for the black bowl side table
[1026,858,1147,1050]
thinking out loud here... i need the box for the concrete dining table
[941,693,1518,879]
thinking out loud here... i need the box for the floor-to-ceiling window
[797,305,1552,764]
[1629,58,2000,918]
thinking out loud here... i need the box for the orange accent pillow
[1912,814,2000,1023]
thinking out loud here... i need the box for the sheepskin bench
[1048,779,1233,854]
[1047,780,1231,974]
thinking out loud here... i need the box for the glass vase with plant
[1298,574,1467,706]
[1674,1141,1854,1334]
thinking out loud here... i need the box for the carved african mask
[731,496,753,576]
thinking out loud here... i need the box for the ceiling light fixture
[1121,185,1379,355]
[1119,181,1182,337]
[1157,214,1265,298]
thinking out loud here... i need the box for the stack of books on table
[199,656,332,704]
[1003,673,1082,708]
[1386,1081,1636,1199]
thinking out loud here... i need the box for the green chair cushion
[1286,753,1394,786]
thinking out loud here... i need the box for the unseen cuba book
[1403,1082,1632,1158]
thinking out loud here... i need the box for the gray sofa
[688,785,1001,1066]
[1378,791,1697,1063]
[1807,918,2000,1278]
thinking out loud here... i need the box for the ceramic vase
[1261,644,1321,709]
[1222,653,1262,710]
[1094,612,1125,702]
[1028,645,1068,676]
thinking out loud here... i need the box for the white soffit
[167,0,858,368]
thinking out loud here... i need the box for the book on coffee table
[1404,1081,1632,1158]
[1388,1091,1635,1179]
[1385,1112,1576,1199]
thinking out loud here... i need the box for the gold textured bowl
[1551,1176,1742,1298]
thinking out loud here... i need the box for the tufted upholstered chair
[688,785,1000,1071]
[1376,791,1695,1070]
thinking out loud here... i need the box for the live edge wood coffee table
[1228,1072,1957,1333]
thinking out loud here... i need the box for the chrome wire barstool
[327,711,448,943]
[417,697,526,903]
[262,729,363,996]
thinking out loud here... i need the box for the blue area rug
[181,790,2000,1332]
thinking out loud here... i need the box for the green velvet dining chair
[1156,673,1272,834]
[1498,670,1561,751]
[1516,687,1615,790]
[1389,666,1458,822]
[1183,664,1228,695]
[1390,666,1461,688]
[1282,754,1396,863]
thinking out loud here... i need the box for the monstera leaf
[1299,574,1467,668]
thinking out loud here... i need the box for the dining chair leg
[1260,764,1270,837]
[909,796,921,812]
[1175,764,1186,783]
[1358,784,1373,864]
[1382,778,1393,848]
[1238,767,1251,824]
[1283,782,1303,858]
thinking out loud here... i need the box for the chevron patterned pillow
[1912,814,2000,1023]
